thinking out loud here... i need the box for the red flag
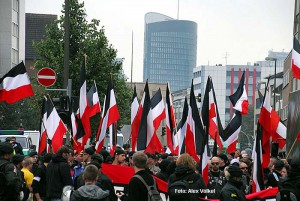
[0,62,34,104]
[297,132,300,142]
[45,97,67,153]
[87,80,101,117]
[79,61,91,147]
[131,85,140,151]
[165,83,178,155]
[95,77,120,152]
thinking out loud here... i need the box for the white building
[0,0,25,77]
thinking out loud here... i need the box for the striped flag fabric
[136,81,152,152]
[292,36,300,79]
[274,121,286,149]
[131,85,140,151]
[165,83,178,155]
[223,111,242,154]
[45,97,67,153]
[177,98,189,155]
[79,61,91,147]
[252,123,265,193]
[39,97,47,154]
[0,61,34,104]
[201,76,223,151]
[87,80,101,117]
[229,71,249,115]
[95,77,120,152]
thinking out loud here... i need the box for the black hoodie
[46,154,73,199]
[168,165,207,200]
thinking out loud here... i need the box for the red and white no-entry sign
[37,67,57,87]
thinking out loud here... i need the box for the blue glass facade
[143,13,197,91]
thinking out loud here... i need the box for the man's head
[75,150,84,163]
[22,156,33,170]
[83,164,99,183]
[176,153,196,171]
[0,142,14,159]
[91,154,103,165]
[239,162,248,175]
[227,165,243,182]
[123,144,130,152]
[113,149,126,165]
[132,152,148,170]
[145,152,155,167]
[43,153,52,164]
[57,146,71,159]
[218,154,228,166]
[273,159,285,172]
[83,147,94,162]
[211,156,220,172]
[29,151,38,164]
[12,154,25,167]
[230,158,240,167]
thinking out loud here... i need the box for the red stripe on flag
[52,121,67,153]
[0,84,34,104]
[107,104,120,127]
[38,131,47,154]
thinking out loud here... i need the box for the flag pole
[285,133,299,160]
[168,82,179,155]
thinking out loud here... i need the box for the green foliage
[239,105,255,150]
[0,0,131,133]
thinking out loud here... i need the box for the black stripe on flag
[294,36,300,54]
[0,61,27,81]
[87,82,96,106]
[151,88,162,108]
[223,111,242,141]
[229,71,245,106]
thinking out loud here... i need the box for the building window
[283,71,289,88]
[13,0,19,12]
[12,48,19,65]
[12,23,19,37]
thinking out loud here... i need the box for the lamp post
[265,57,277,108]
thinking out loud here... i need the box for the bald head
[211,157,220,172]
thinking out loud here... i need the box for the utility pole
[224,52,229,66]
[63,0,70,94]
[131,31,133,88]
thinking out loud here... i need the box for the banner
[101,164,278,201]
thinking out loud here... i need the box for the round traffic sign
[37,67,57,87]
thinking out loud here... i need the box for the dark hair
[43,153,52,163]
[83,165,98,182]
[57,146,70,155]
[123,144,130,150]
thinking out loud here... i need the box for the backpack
[133,175,162,201]
[168,179,191,201]
[276,177,300,201]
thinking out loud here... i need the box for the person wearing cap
[46,145,73,200]
[0,142,21,201]
[239,162,250,194]
[32,153,52,201]
[29,151,39,174]
[112,149,126,166]
[266,159,285,187]
[83,147,95,166]
[218,154,229,171]
[70,164,109,201]
[145,152,160,174]
[220,165,247,201]
[230,158,240,167]
[207,156,227,199]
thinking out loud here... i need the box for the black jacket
[46,154,73,199]
[32,163,47,198]
[168,165,207,200]
[70,184,109,201]
[0,158,21,201]
[266,170,281,187]
[207,170,227,199]
[220,179,246,201]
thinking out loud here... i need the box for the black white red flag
[165,83,178,155]
[201,76,223,151]
[79,61,91,147]
[185,81,205,162]
[39,97,47,154]
[223,111,242,154]
[87,80,101,117]
[95,77,120,153]
[229,71,249,115]
[45,97,67,153]
[0,61,34,104]
[131,85,140,151]
[176,97,189,155]
[292,36,300,79]
[252,123,265,193]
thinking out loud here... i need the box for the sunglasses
[211,163,219,165]
[240,167,248,170]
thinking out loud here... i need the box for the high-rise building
[0,0,25,77]
[143,12,197,92]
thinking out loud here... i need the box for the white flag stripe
[79,81,87,118]
[37,75,56,79]
[1,73,31,91]
[224,126,240,145]
[46,109,61,140]
[276,121,286,139]
[293,49,300,67]
[131,97,139,124]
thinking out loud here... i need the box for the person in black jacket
[266,159,284,188]
[168,153,206,201]
[156,159,171,182]
[32,153,52,201]
[220,165,246,201]
[46,146,73,200]
[0,142,21,201]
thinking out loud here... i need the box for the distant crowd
[0,137,300,201]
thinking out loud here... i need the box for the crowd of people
[0,138,300,201]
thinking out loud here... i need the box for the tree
[32,0,131,135]
[239,105,255,150]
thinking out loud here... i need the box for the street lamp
[265,57,277,108]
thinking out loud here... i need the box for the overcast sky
[25,0,294,82]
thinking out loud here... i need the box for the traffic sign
[37,67,57,87]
